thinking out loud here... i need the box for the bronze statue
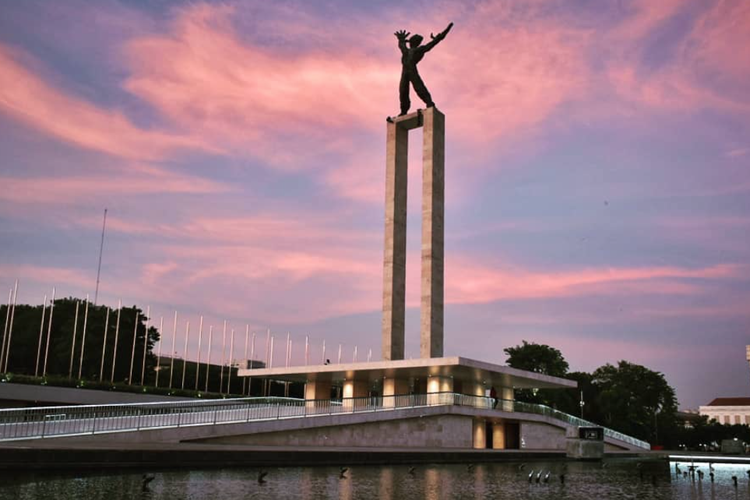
[394,22,453,116]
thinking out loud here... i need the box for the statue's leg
[399,73,410,116]
[411,73,434,107]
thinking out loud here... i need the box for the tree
[504,341,569,407]
[0,298,160,384]
[592,361,678,445]
[504,341,569,377]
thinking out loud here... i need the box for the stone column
[427,375,453,405]
[382,113,420,360]
[304,380,332,414]
[492,422,506,449]
[343,379,369,411]
[501,387,514,412]
[383,377,410,408]
[473,418,487,449]
[420,107,445,358]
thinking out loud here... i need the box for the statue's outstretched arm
[422,22,453,52]
[394,29,410,53]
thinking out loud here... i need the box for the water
[0,459,747,499]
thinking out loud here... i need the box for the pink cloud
[446,260,743,305]
[0,163,229,205]
[0,44,210,160]
[121,3,590,181]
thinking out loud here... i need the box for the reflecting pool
[0,459,747,499]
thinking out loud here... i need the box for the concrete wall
[200,414,473,448]
[520,421,567,451]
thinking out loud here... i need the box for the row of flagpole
[0,281,375,395]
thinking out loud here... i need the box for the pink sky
[0,0,749,409]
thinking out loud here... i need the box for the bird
[543,471,550,483]
[141,474,155,491]
[339,467,349,479]
[518,463,526,471]
[559,473,565,485]
[536,470,542,483]
[257,470,268,485]
[467,464,475,472]
[528,470,535,483]
[408,466,416,476]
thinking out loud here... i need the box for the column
[382,113,420,360]
[304,380,331,414]
[427,375,453,405]
[501,387,514,412]
[343,379,369,411]
[383,377,410,408]
[492,421,506,449]
[473,418,486,449]
[420,107,445,359]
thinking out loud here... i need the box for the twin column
[382,108,445,360]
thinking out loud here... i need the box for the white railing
[0,392,649,449]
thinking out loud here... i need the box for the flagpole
[0,288,12,371]
[248,331,255,395]
[205,325,213,393]
[321,339,326,365]
[110,299,122,384]
[337,344,342,364]
[77,295,89,380]
[155,316,164,388]
[2,280,18,372]
[68,300,80,378]
[34,294,47,377]
[195,316,204,391]
[140,306,150,385]
[168,311,177,388]
[353,345,357,363]
[305,335,309,366]
[98,306,110,381]
[242,325,249,395]
[42,287,56,377]
[93,208,107,305]
[264,329,270,396]
[227,328,235,395]
[219,320,227,395]
[181,321,190,390]
[128,310,140,385]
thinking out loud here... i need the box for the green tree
[592,361,678,445]
[0,298,160,384]
[504,341,569,376]
[504,340,569,407]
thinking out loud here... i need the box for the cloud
[446,260,742,305]
[0,163,230,205]
[0,44,210,160]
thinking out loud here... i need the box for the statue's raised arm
[422,22,453,52]
[394,30,410,53]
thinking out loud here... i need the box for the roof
[706,397,750,407]
[236,356,577,390]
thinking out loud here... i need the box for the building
[699,398,750,425]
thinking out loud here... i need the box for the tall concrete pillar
[382,108,445,360]
[420,107,445,359]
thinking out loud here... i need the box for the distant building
[675,409,702,428]
[699,398,750,425]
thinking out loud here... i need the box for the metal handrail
[0,391,649,449]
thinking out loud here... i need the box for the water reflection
[2,459,750,499]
